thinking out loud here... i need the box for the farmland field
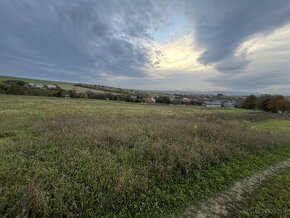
[0,94,290,217]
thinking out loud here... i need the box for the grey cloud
[1,0,290,95]
[182,0,290,72]
[215,55,251,73]
[0,0,166,80]
[207,69,290,94]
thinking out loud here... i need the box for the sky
[1,0,290,95]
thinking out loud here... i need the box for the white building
[183,98,190,103]
[35,84,44,89]
[202,101,222,107]
[223,102,235,108]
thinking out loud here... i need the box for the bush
[0,82,11,94]
[267,96,290,113]
[80,93,88,98]
[156,96,171,104]
[241,95,257,109]
[256,97,272,111]
[4,80,26,86]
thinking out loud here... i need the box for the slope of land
[0,75,164,97]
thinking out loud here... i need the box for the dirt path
[178,159,290,217]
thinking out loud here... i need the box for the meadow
[0,94,290,217]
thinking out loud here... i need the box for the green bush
[267,95,290,113]
[241,95,257,109]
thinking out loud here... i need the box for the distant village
[1,80,243,108]
[25,83,57,90]
[144,96,237,108]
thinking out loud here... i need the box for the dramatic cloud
[1,0,290,94]
[0,0,166,80]
[207,24,290,94]
[182,0,290,72]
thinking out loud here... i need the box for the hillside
[0,75,165,97]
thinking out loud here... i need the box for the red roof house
[145,96,156,103]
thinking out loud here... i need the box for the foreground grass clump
[229,167,290,217]
[0,95,290,217]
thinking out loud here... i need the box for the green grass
[0,94,250,127]
[0,75,111,94]
[0,75,72,86]
[229,167,290,217]
[0,75,165,96]
[0,94,289,217]
[252,119,290,135]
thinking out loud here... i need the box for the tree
[4,80,26,86]
[68,89,77,98]
[80,93,88,98]
[241,95,257,109]
[156,96,170,104]
[256,96,272,111]
[0,82,11,94]
[267,95,290,113]
[276,99,290,112]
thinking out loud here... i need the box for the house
[45,84,57,89]
[35,84,44,89]
[145,96,156,103]
[64,94,70,99]
[183,98,190,103]
[223,102,235,108]
[202,101,222,107]
[28,83,35,87]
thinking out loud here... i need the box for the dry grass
[1,95,290,216]
[1,111,290,217]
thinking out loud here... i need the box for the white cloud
[148,34,210,78]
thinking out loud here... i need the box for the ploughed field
[0,94,289,217]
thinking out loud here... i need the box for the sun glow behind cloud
[148,34,209,78]
[1,0,290,94]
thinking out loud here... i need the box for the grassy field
[252,119,290,135]
[0,94,289,217]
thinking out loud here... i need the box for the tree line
[241,95,290,113]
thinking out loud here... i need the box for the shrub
[4,80,26,86]
[241,95,257,109]
[256,97,272,111]
[80,93,89,98]
[267,95,290,113]
[0,82,11,94]
[156,96,171,104]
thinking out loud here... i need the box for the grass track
[229,166,290,217]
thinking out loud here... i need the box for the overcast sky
[1,0,290,94]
